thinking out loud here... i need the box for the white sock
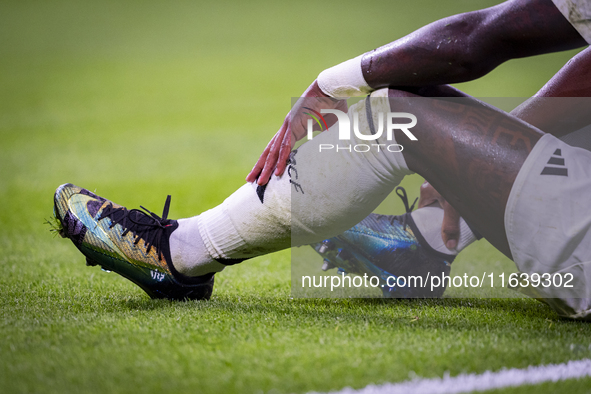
[169,178,291,277]
[169,218,226,277]
[169,89,413,276]
[410,206,478,255]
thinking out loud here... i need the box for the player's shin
[170,89,413,277]
[169,177,291,277]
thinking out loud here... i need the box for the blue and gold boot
[53,183,214,300]
[310,187,454,298]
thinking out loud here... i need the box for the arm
[361,0,586,89]
[248,0,587,185]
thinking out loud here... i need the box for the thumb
[441,202,461,250]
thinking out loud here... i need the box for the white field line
[311,359,591,394]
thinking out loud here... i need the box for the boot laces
[391,186,418,230]
[98,195,173,261]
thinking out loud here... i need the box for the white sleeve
[552,0,591,44]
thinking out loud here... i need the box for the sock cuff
[197,205,246,260]
[457,216,479,250]
[405,212,456,262]
[411,206,479,254]
[464,219,483,240]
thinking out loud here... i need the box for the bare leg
[172,86,543,275]
[401,48,591,255]
[391,89,543,258]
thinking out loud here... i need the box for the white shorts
[552,0,591,44]
[505,133,591,319]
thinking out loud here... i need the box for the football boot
[310,187,454,298]
[53,183,214,300]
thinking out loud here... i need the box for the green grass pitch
[1,1,591,393]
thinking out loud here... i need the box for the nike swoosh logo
[67,194,127,259]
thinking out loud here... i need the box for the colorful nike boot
[310,187,455,298]
[53,183,214,300]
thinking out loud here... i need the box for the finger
[246,149,270,183]
[258,132,283,185]
[274,129,292,177]
[441,202,461,250]
[261,120,289,183]
[274,118,295,176]
[246,135,275,183]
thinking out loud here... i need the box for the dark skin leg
[249,0,587,186]
[513,46,591,136]
[399,46,591,252]
[388,88,543,258]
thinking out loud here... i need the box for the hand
[417,181,461,250]
[246,80,347,185]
